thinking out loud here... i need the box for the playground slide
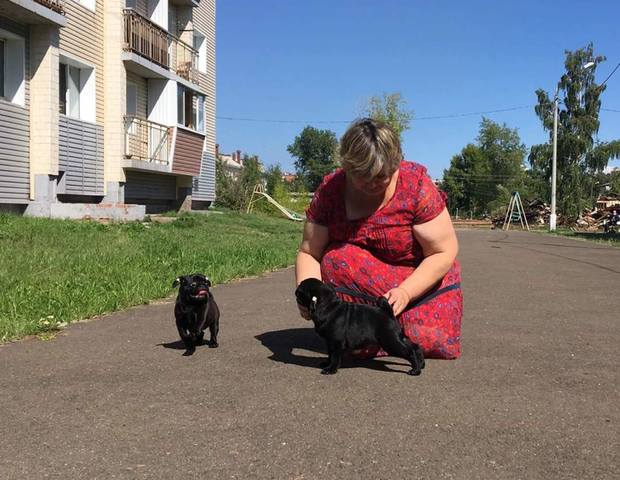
[253,190,305,221]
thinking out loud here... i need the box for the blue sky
[216,0,620,179]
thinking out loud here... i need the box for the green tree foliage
[529,43,620,216]
[264,164,284,196]
[215,154,263,210]
[441,118,527,215]
[364,92,412,141]
[238,154,262,203]
[287,126,338,191]
[611,171,620,195]
[215,158,243,210]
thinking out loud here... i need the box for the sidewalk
[1,229,618,479]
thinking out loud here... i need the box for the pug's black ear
[172,277,181,288]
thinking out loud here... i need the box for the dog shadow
[255,327,413,373]
[158,340,196,356]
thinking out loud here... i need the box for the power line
[600,62,620,87]
[602,108,620,113]
[216,105,534,125]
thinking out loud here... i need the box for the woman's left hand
[383,287,411,316]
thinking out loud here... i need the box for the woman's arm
[384,208,459,315]
[295,221,329,285]
[295,221,329,320]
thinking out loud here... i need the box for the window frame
[0,39,5,99]
[193,31,207,74]
[58,55,96,122]
[0,29,25,106]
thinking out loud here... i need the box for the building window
[0,39,4,98]
[193,31,207,74]
[177,84,185,126]
[177,85,205,133]
[177,85,194,129]
[0,30,25,106]
[59,58,96,122]
[126,82,137,115]
[197,95,205,133]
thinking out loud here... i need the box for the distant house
[216,145,243,179]
[282,172,296,183]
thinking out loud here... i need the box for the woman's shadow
[255,327,412,373]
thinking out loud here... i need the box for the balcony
[123,9,199,84]
[123,117,204,176]
[3,0,66,26]
[124,116,171,173]
[174,39,199,84]
[35,0,64,14]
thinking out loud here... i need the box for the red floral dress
[306,161,462,359]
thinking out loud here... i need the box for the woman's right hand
[297,303,312,321]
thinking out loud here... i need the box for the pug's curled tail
[376,297,395,317]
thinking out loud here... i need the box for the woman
[295,118,462,359]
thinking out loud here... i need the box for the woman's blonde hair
[339,118,403,179]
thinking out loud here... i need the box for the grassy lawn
[0,212,303,342]
[532,227,620,248]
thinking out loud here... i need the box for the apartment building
[0,0,216,219]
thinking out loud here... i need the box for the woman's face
[348,170,395,196]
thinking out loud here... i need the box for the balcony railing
[175,39,199,83]
[123,9,199,83]
[124,116,171,164]
[35,0,65,14]
[123,9,169,68]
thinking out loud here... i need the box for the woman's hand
[297,303,312,321]
[383,287,411,316]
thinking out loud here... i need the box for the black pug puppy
[295,278,425,376]
[173,273,220,354]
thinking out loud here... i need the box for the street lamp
[549,61,595,231]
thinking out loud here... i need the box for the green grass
[0,212,303,342]
[534,227,620,248]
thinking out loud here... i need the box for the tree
[608,170,620,195]
[215,158,243,210]
[287,126,338,191]
[238,154,262,201]
[363,92,412,140]
[264,164,284,196]
[214,154,263,210]
[441,118,527,215]
[529,43,620,216]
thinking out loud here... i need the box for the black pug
[173,273,220,354]
[295,278,425,376]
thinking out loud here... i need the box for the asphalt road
[1,229,618,479]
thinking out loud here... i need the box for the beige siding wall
[59,0,104,124]
[29,25,60,188]
[192,0,215,153]
[126,71,148,118]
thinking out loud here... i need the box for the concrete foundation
[21,176,144,221]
